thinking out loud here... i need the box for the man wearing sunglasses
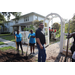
[35,23,46,62]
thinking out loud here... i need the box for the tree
[0,13,6,32]
[0,13,6,22]
[70,15,75,33]
[65,23,68,33]
[1,12,21,21]
[34,20,47,27]
[24,25,35,32]
[52,22,60,31]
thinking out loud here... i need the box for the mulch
[0,49,37,62]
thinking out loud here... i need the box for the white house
[4,12,49,33]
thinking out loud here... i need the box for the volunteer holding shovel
[28,30,36,54]
[14,30,23,55]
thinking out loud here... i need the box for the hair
[30,29,33,32]
[17,30,19,32]
[39,22,43,26]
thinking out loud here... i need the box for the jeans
[72,58,75,62]
[37,44,46,62]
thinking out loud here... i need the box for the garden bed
[0,46,37,62]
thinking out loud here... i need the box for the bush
[1,32,10,34]
[56,27,61,38]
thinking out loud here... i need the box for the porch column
[19,26,21,31]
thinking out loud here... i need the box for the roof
[9,12,49,22]
[11,22,33,27]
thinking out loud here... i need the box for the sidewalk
[0,37,72,62]
[0,38,60,59]
[0,38,38,56]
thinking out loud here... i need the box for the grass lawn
[2,35,15,42]
[0,33,11,37]
[0,41,5,45]
[0,46,25,53]
[0,33,15,42]
[0,46,16,51]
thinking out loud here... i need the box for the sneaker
[30,53,32,55]
[22,53,23,55]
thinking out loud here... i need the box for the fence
[20,31,30,44]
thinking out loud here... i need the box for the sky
[6,12,75,24]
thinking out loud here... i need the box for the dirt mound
[0,50,33,62]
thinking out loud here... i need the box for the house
[4,12,49,34]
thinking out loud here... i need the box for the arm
[70,33,75,37]
[31,33,35,38]
[31,36,35,38]
[67,33,75,38]
[36,38,43,49]
[35,31,43,49]
[28,34,31,39]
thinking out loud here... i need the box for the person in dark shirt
[49,27,51,40]
[67,32,75,62]
[35,23,46,62]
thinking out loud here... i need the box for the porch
[12,22,33,33]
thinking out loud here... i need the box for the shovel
[26,35,31,60]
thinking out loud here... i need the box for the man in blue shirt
[28,30,36,54]
[15,30,23,55]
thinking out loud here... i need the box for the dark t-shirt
[35,28,46,44]
[73,35,75,44]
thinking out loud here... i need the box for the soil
[0,49,37,62]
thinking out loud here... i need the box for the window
[28,16,29,21]
[7,23,9,25]
[24,16,29,22]
[15,20,18,23]
[26,17,27,21]
[35,16,38,20]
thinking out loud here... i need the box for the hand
[66,35,70,39]
[31,36,35,38]
[40,45,43,49]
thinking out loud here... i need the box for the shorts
[29,43,35,46]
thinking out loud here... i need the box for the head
[30,30,33,34]
[49,27,50,28]
[17,30,20,34]
[39,23,44,30]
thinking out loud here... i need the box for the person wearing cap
[35,23,46,62]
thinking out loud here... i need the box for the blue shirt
[15,33,22,42]
[28,33,36,44]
